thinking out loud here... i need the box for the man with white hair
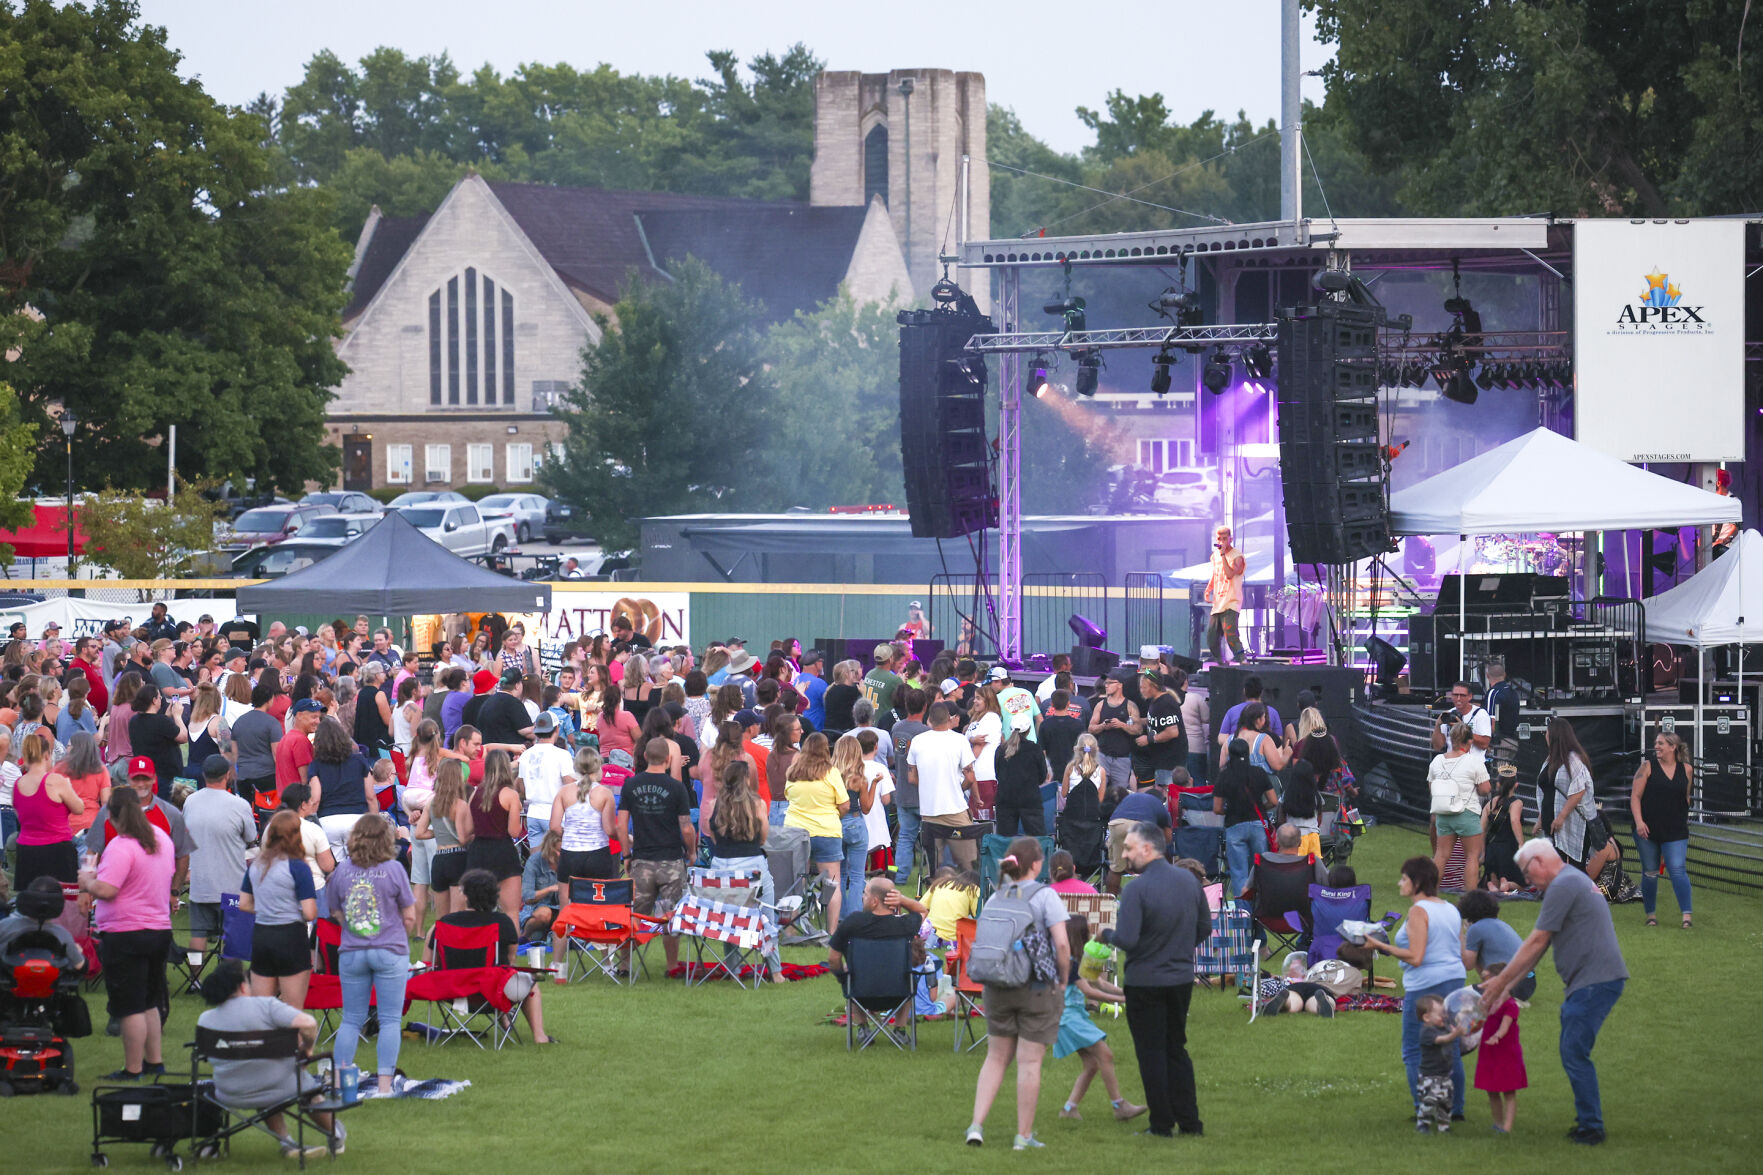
[1480,839,1628,1146]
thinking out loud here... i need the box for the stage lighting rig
[1044,296,1087,335]
[1074,353,1102,397]
[1028,361,1053,399]
[1201,348,1231,394]
[1242,342,1273,382]
[1149,349,1175,396]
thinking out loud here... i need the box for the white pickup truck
[396,503,517,557]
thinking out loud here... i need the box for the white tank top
[560,795,609,853]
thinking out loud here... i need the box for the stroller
[765,824,827,945]
[0,879,91,1096]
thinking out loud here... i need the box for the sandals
[1682,916,1694,929]
[1645,916,1657,927]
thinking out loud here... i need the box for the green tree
[0,0,351,495]
[0,381,38,565]
[1305,0,1763,216]
[79,481,226,583]
[542,260,776,549]
[764,289,905,509]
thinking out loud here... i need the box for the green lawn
[16,827,1762,1174]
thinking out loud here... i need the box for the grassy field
[15,826,1762,1174]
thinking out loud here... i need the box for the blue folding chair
[1308,883,1372,963]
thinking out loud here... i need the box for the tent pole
[1459,533,1467,683]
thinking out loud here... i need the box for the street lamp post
[61,412,76,576]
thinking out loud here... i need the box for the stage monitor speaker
[1068,613,1107,649]
[1070,646,1120,678]
[898,307,995,539]
[1275,301,1394,566]
[1204,664,1365,747]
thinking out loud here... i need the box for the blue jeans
[893,805,921,883]
[1401,978,1466,1115]
[1185,751,1210,786]
[336,947,409,1079]
[1560,979,1624,1134]
[840,812,868,919]
[1040,781,1059,839]
[768,800,789,827]
[1224,820,1264,899]
[525,815,548,850]
[1633,835,1692,916]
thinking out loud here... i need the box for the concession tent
[1388,427,1741,536]
[1640,529,1763,648]
[235,511,551,615]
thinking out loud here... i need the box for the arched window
[864,124,889,208]
[429,268,515,407]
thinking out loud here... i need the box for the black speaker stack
[1274,301,1395,564]
[897,303,996,540]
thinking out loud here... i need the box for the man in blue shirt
[798,649,828,732]
[1217,676,1282,756]
[1106,782,1171,894]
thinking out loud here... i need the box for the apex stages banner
[1573,219,1745,463]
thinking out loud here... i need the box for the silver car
[289,513,382,546]
[477,493,548,543]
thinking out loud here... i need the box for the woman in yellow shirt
[784,733,851,928]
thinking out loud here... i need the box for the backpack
[966,879,1052,988]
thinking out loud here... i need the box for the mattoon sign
[1574,219,1745,463]
[534,591,690,648]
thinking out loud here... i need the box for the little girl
[1055,916,1146,1123]
[922,867,980,1013]
[1474,962,1527,1134]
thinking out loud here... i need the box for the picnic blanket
[664,960,827,983]
[360,1077,472,1100]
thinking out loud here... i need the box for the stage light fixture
[1150,350,1174,396]
[1201,349,1231,393]
[1242,343,1273,381]
[1475,364,1496,391]
[1044,297,1087,334]
[1028,364,1053,398]
[1074,354,1101,397]
[1440,359,1478,405]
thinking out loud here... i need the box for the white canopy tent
[1389,427,1741,536]
[1642,529,1763,648]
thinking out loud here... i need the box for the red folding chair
[949,917,986,1054]
[552,878,648,985]
[404,921,520,1049]
[303,918,346,1043]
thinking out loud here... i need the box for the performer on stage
[1204,525,1247,666]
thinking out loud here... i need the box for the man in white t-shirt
[989,665,1041,743]
[1034,655,1072,705]
[905,702,979,869]
[517,712,577,849]
[1431,681,1492,767]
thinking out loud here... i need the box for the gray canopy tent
[235,511,553,615]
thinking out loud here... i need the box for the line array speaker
[898,307,996,539]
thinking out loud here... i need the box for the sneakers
[101,1068,141,1082]
[1012,1134,1046,1151]
[281,1140,329,1160]
[1571,1128,1606,1146]
[141,1061,166,1077]
[1058,1104,1082,1120]
[964,1124,984,1147]
[1111,1099,1148,1122]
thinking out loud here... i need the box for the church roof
[342,212,429,321]
[341,179,876,328]
[637,204,870,323]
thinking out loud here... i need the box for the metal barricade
[1123,572,1164,655]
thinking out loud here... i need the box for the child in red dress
[1474,961,1528,1134]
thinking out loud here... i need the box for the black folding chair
[1244,853,1319,958]
[916,821,994,895]
[189,1025,352,1169]
[844,936,917,1052]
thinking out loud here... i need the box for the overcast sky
[135,0,1332,156]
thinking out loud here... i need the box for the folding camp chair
[553,878,642,984]
[915,820,994,895]
[845,935,916,1052]
[979,834,1054,902]
[303,919,345,1044]
[765,824,827,945]
[1194,904,1255,992]
[668,865,775,989]
[947,917,985,1054]
[1308,883,1372,963]
[1172,826,1225,880]
[1058,892,1118,939]
[405,920,520,1049]
[1244,854,1319,958]
[169,939,220,997]
[219,893,254,963]
[189,1026,352,1169]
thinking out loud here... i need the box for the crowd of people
[0,613,1651,1153]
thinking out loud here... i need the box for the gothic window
[864,124,889,207]
[428,270,515,409]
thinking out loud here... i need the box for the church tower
[810,69,990,308]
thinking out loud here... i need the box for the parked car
[543,498,593,544]
[548,546,635,578]
[288,513,382,546]
[206,481,290,521]
[215,503,337,552]
[227,541,339,579]
[396,503,516,558]
[1151,468,1223,518]
[476,493,548,543]
[387,490,469,509]
[301,491,383,515]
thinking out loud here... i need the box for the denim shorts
[809,835,843,864]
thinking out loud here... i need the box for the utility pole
[1280,0,1303,226]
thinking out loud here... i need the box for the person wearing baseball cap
[988,665,1041,746]
[273,698,326,796]
[516,710,575,849]
[474,666,535,754]
[88,755,194,867]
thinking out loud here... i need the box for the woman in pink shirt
[1049,849,1099,895]
[593,681,640,763]
[80,787,176,1081]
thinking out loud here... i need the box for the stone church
[325,68,987,493]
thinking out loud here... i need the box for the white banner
[1574,219,1745,462]
[411,590,692,672]
[0,597,224,641]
